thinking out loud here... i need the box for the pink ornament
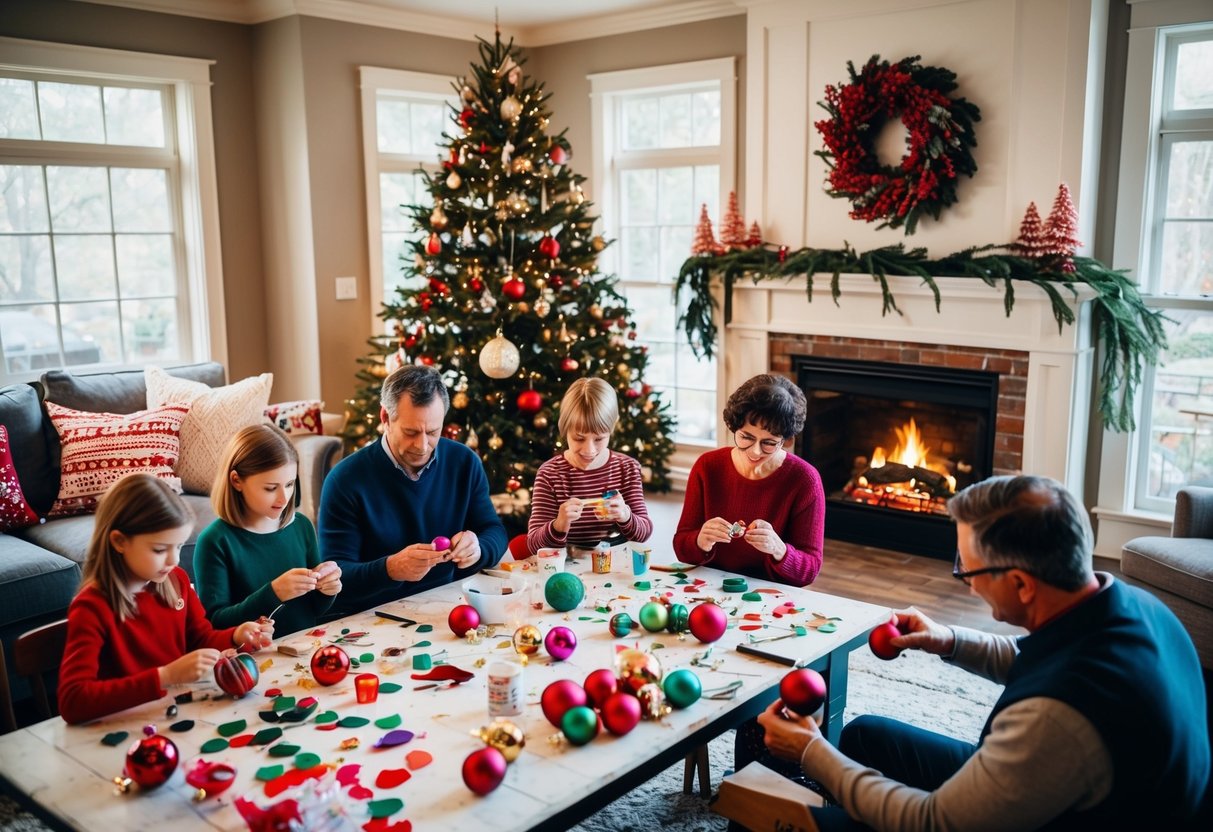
[432,536,451,552]
[462,747,507,795]
[124,727,179,790]
[688,602,727,643]
[544,626,577,661]
[868,619,904,661]
[583,668,618,709]
[540,679,588,728]
[779,668,827,716]
[310,645,350,686]
[448,604,481,638]
[600,691,642,736]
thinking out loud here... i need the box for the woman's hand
[158,648,220,686]
[315,562,343,596]
[235,619,274,651]
[744,519,788,561]
[554,498,584,534]
[271,567,319,602]
[696,517,734,552]
[757,699,821,762]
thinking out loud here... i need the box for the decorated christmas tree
[1043,183,1081,274]
[691,204,724,255]
[719,191,747,250]
[1013,201,1048,262]
[341,34,676,524]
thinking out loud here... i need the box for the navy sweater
[317,438,507,618]
[983,579,1209,829]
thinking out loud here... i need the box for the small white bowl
[535,548,567,574]
[462,572,530,624]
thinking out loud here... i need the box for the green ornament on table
[666,603,690,634]
[609,612,635,638]
[560,705,599,746]
[638,601,669,632]
[545,572,585,612]
[662,668,702,709]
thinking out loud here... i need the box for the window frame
[0,36,223,382]
[358,66,457,334]
[589,57,737,458]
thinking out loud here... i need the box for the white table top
[0,556,889,832]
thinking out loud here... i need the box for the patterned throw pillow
[264,400,324,435]
[145,367,273,495]
[0,424,42,531]
[45,401,189,517]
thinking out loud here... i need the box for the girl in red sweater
[58,474,273,725]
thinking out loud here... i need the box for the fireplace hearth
[795,355,999,559]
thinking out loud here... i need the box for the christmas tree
[719,190,747,250]
[1013,201,1048,262]
[691,204,724,255]
[1043,183,1081,274]
[341,34,676,525]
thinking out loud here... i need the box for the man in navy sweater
[758,475,1209,831]
[319,366,506,618]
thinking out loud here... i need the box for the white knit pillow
[145,367,273,494]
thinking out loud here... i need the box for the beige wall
[1,0,269,383]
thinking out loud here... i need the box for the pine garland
[674,244,1167,432]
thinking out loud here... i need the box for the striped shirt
[526,451,653,553]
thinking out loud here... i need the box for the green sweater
[194,515,334,636]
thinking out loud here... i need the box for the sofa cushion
[1121,535,1213,609]
[265,400,324,436]
[146,367,273,495]
[40,362,226,415]
[0,383,58,514]
[0,534,80,630]
[0,425,42,531]
[45,401,190,517]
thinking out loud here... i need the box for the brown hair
[81,474,192,621]
[212,424,299,528]
[557,377,619,439]
[722,374,807,438]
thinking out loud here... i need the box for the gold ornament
[615,648,663,694]
[446,171,462,189]
[495,203,509,221]
[500,96,523,121]
[534,298,550,317]
[474,720,526,763]
[591,235,606,252]
[588,304,603,319]
[369,362,388,380]
[466,430,479,449]
[512,625,542,664]
[511,157,533,174]
[516,301,530,314]
[453,392,469,409]
[488,434,504,450]
[636,683,671,720]
[542,328,552,343]
[533,414,548,429]
[617,363,630,376]
[430,205,448,230]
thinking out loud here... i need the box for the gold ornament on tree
[479,331,520,379]
[500,96,523,121]
[533,414,548,429]
[488,433,504,450]
[430,205,448,230]
[446,171,462,189]
[591,235,606,252]
[452,391,469,409]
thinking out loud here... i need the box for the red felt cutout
[315,722,339,731]
[772,611,784,618]
[364,819,412,832]
[264,765,326,798]
[693,578,706,586]
[409,665,473,683]
[375,768,412,788]
[742,613,763,621]
[683,586,699,593]
[229,734,255,748]
[755,588,783,594]
[265,688,282,697]
[336,764,362,786]
[298,696,318,708]
[349,785,374,800]
[739,625,762,631]
[405,750,433,770]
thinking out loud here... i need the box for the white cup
[487,660,524,717]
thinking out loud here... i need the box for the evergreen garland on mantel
[674,243,1168,432]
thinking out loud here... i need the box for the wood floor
[645,491,1123,638]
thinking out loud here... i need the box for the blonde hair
[212,424,299,528]
[557,377,619,439]
[82,474,191,621]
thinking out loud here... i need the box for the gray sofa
[0,363,341,721]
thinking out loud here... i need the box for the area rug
[0,650,1002,832]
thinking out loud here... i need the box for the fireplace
[794,355,999,559]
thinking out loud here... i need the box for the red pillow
[264,400,324,435]
[0,424,42,532]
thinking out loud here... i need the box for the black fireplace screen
[794,356,999,559]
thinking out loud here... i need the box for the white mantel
[724,273,1096,499]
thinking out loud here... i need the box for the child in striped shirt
[525,377,653,556]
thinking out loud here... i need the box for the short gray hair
[948,475,1093,591]
[380,365,449,420]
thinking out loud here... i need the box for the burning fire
[868,418,957,491]
[847,417,958,514]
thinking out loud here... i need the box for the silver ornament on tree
[479,331,520,379]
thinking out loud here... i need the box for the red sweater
[58,567,237,725]
[527,451,653,553]
[673,447,825,586]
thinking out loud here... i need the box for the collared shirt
[380,433,440,482]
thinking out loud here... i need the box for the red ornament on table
[540,679,588,728]
[213,651,260,698]
[600,691,642,736]
[448,604,481,638]
[544,626,578,661]
[538,236,561,259]
[426,232,441,255]
[688,602,728,643]
[310,645,351,686]
[124,726,179,790]
[583,668,618,709]
[516,389,543,414]
[868,618,905,661]
[779,668,827,716]
[462,747,508,795]
[502,278,526,302]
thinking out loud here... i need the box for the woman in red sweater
[58,474,273,725]
[673,373,824,587]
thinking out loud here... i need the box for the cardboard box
[712,761,823,832]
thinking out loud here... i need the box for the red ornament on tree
[779,668,827,716]
[560,357,579,372]
[1043,183,1081,274]
[600,691,642,736]
[428,277,450,296]
[459,108,475,128]
[517,389,543,414]
[540,679,588,727]
[310,645,351,686]
[418,291,433,312]
[462,747,507,796]
[502,278,526,301]
[719,191,747,250]
[549,145,568,165]
[548,273,564,288]
[538,235,561,259]
[691,204,724,255]
[426,232,442,255]
[583,668,619,709]
[448,604,481,637]
[506,476,522,492]
[443,423,462,440]
[469,276,484,293]
[125,726,179,790]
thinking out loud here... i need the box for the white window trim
[358,66,455,334]
[0,35,225,373]
[589,57,737,485]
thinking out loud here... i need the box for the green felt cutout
[294,752,321,770]
[633,581,651,590]
[415,624,433,633]
[272,696,297,712]
[374,713,402,729]
[218,719,247,737]
[603,582,612,588]
[169,719,195,732]
[675,579,689,585]
[412,654,431,670]
[314,711,339,724]
[367,797,404,818]
[412,640,431,648]
[100,731,129,747]
[595,606,609,613]
[378,682,403,693]
[672,572,687,579]
[200,738,229,754]
[741,592,763,602]
[338,716,370,728]
[360,652,375,664]
[252,727,283,745]
[650,642,665,650]
[578,616,593,620]
[341,628,350,634]
[793,625,808,636]
[350,658,361,669]
[817,622,838,633]
[255,764,284,781]
[268,743,301,757]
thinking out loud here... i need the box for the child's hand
[605,494,631,524]
[236,619,274,651]
[554,498,584,533]
[272,567,319,602]
[159,648,220,686]
[744,519,787,560]
[696,517,734,552]
[315,561,343,596]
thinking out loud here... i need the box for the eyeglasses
[733,431,783,454]
[952,550,1015,586]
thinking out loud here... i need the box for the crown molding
[80,0,746,45]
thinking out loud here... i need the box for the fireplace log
[859,463,952,497]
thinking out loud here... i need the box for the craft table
[0,556,889,831]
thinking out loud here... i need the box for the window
[590,58,737,447]
[359,67,457,328]
[1129,26,1213,511]
[0,37,222,383]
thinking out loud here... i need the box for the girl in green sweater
[195,424,342,636]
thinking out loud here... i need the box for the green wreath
[815,55,981,234]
